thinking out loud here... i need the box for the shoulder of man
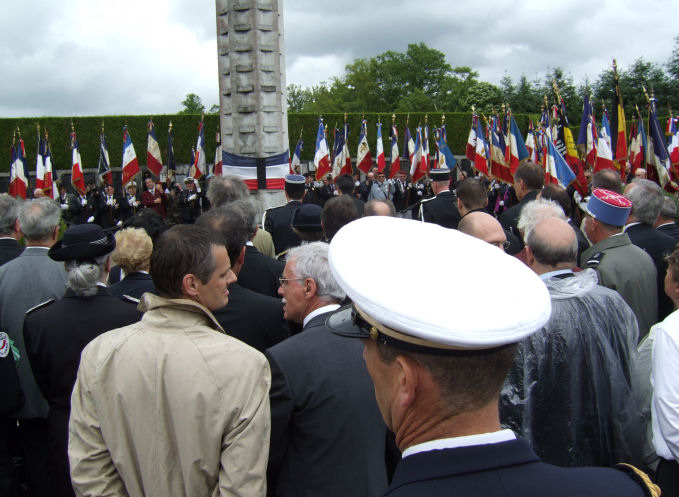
[25,298,56,316]
[583,251,605,269]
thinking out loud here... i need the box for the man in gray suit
[265,242,389,497]
[0,198,67,497]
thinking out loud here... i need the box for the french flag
[121,126,141,186]
[314,118,331,179]
[466,115,477,161]
[147,120,163,178]
[473,120,489,176]
[9,138,27,199]
[290,136,303,175]
[214,131,223,176]
[389,124,400,178]
[376,122,385,172]
[190,119,205,179]
[357,119,372,173]
[223,149,289,190]
[70,129,86,195]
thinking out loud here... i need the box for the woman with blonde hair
[108,227,155,300]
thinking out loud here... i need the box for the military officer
[121,181,141,221]
[263,174,306,257]
[418,167,461,229]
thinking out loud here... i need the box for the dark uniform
[237,245,285,298]
[419,191,461,229]
[263,200,303,256]
[180,187,206,224]
[97,192,122,229]
[108,272,155,300]
[120,189,141,222]
[69,193,97,225]
[23,288,141,497]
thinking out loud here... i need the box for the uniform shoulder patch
[25,299,56,315]
[120,294,140,304]
[584,251,604,267]
[615,463,660,497]
[0,332,10,358]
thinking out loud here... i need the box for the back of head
[112,228,153,274]
[18,198,61,242]
[625,178,663,224]
[540,184,571,218]
[517,198,566,241]
[336,174,355,195]
[592,169,622,193]
[195,206,249,264]
[456,178,487,211]
[123,209,169,245]
[0,194,20,236]
[458,211,504,244]
[526,217,577,269]
[514,162,544,191]
[322,196,359,241]
[660,196,677,222]
[150,225,221,298]
[226,199,258,240]
[287,241,345,303]
[206,175,250,208]
[364,199,396,217]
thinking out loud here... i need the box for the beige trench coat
[69,294,271,497]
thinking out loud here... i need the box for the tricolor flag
[146,120,163,178]
[629,112,646,174]
[314,118,331,180]
[291,135,303,175]
[189,118,205,179]
[473,119,489,176]
[410,126,426,182]
[331,128,344,177]
[422,123,430,172]
[70,127,86,195]
[121,126,141,186]
[647,96,671,186]
[214,131,223,176]
[222,149,290,190]
[546,136,576,188]
[340,122,352,176]
[611,63,628,178]
[507,114,529,174]
[43,132,57,199]
[97,128,112,185]
[9,135,28,199]
[356,119,372,173]
[35,127,46,190]
[167,123,176,182]
[594,111,615,173]
[436,133,457,172]
[667,114,679,174]
[525,120,536,161]
[466,114,477,161]
[490,116,512,183]
[375,121,385,172]
[389,124,400,178]
[403,124,415,164]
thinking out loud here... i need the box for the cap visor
[325,305,370,339]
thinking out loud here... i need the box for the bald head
[526,217,577,273]
[458,212,507,250]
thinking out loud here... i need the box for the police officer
[418,167,461,229]
[263,174,306,257]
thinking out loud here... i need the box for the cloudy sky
[1,0,677,117]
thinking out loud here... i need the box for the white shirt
[652,309,679,461]
[303,304,340,328]
[402,429,516,458]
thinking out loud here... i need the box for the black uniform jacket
[0,237,23,266]
[264,200,303,256]
[420,190,461,229]
[238,244,285,298]
[108,272,155,301]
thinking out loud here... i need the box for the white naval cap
[326,216,551,351]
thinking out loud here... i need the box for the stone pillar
[215,0,288,211]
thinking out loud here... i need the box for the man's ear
[525,245,535,267]
[181,273,200,298]
[237,246,246,266]
[303,277,317,299]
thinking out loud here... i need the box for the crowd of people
[0,161,677,497]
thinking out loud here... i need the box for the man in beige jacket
[68,225,271,497]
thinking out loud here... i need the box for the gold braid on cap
[354,304,471,351]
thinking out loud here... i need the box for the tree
[668,34,679,81]
[208,104,220,114]
[179,93,205,114]
[396,90,435,112]
[463,82,503,114]
[287,84,313,112]
[439,66,479,111]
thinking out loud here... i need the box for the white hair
[65,253,110,297]
[287,242,345,303]
[517,198,566,242]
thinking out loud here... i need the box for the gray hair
[660,196,677,221]
[0,194,20,235]
[287,241,345,303]
[626,179,664,224]
[228,199,258,239]
[517,198,565,241]
[207,175,250,208]
[65,253,110,297]
[18,198,61,242]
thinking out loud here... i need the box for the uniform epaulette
[25,299,55,315]
[276,250,288,261]
[420,196,435,204]
[615,463,660,497]
[584,252,604,267]
[120,294,140,305]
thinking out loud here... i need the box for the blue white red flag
[43,133,56,199]
[70,128,86,195]
[146,120,163,178]
[291,135,303,175]
[121,126,141,186]
[340,122,352,176]
[357,119,372,173]
[222,149,290,190]
[466,115,477,161]
[9,135,27,199]
[35,129,46,190]
[473,119,489,176]
[331,128,344,177]
[594,112,615,173]
[410,127,424,181]
[167,124,176,182]
[98,129,112,185]
[389,124,400,178]
[422,124,430,172]
[546,137,576,188]
[376,121,385,172]
[403,125,415,163]
[508,114,529,174]
[647,97,671,186]
[314,118,331,180]
[190,119,205,179]
[214,132,223,176]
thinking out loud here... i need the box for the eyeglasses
[279,276,305,287]
[489,240,511,250]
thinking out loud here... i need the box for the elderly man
[265,242,388,497]
[499,162,544,246]
[0,194,23,265]
[23,224,141,497]
[458,211,509,250]
[419,167,461,229]
[325,216,653,497]
[69,225,271,497]
[141,177,167,218]
[0,198,67,497]
[624,178,676,322]
[263,174,306,256]
[581,188,657,340]
[502,217,640,467]
[656,196,679,243]
[365,198,396,217]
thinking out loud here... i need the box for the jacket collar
[139,293,225,333]
[389,439,539,491]
[63,286,111,299]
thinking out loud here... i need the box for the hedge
[2,111,591,175]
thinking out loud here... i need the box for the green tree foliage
[668,34,679,81]
[178,93,205,115]
[463,82,503,114]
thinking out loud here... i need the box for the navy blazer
[108,271,155,300]
[658,222,679,244]
[386,439,646,497]
[0,238,23,267]
[237,245,285,299]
